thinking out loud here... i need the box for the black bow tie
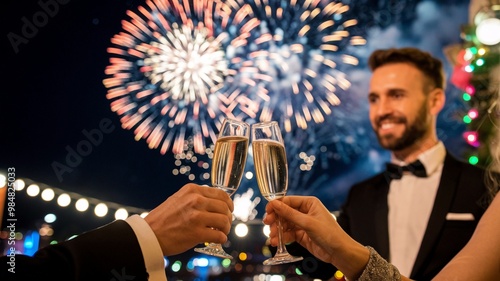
[385,160,427,180]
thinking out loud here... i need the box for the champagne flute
[252,121,303,265]
[194,118,249,259]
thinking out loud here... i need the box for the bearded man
[334,47,489,280]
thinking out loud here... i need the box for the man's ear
[428,88,446,115]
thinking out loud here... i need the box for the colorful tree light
[463,131,480,147]
[468,108,479,119]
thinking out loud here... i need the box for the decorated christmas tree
[449,3,500,168]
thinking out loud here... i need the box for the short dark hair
[368,47,446,91]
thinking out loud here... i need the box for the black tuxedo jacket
[336,151,489,280]
[0,220,150,281]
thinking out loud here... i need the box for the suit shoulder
[349,172,388,192]
[446,151,487,173]
[352,172,387,185]
[445,152,489,179]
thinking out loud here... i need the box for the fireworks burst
[104,0,367,189]
[233,188,261,222]
[283,106,372,193]
[103,0,265,155]
[242,0,366,132]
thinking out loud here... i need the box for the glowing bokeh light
[44,214,57,224]
[75,198,90,212]
[171,261,182,272]
[26,184,40,197]
[94,203,109,217]
[233,188,260,222]
[57,193,71,207]
[14,179,25,191]
[469,156,479,165]
[234,223,249,237]
[221,258,231,268]
[41,188,55,201]
[238,252,248,261]
[476,18,500,46]
[262,225,270,237]
[468,109,479,119]
[115,208,129,220]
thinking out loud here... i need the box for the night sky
[1,0,472,238]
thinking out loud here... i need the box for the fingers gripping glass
[194,118,249,259]
[252,121,303,265]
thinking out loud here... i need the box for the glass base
[194,243,233,259]
[263,253,303,265]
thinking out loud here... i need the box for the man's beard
[375,103,430,151]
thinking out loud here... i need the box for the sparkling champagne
[252,139,288,201]
[211,135,249,195]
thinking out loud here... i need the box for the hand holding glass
[252,121,303,265]
[194,118,249,259]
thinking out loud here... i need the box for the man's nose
[375,99,393,116]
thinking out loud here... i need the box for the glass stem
[275,215,288,256]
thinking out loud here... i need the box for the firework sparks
[282,107,371,193]
[103,0,265,155]
[172,137,213,182]
[242,0,366,132]
[233,188,261,222]
[104,0,367,189]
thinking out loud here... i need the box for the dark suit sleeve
[1,220,149,281]
[336,191,351,232]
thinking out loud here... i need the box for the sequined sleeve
[356,246,402,281]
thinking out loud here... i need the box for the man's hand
[145,183,234,256]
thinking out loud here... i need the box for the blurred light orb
[193,257,209,267]
[75,198,89,212]
[238,252,248,261]
[41,188,55,201]
[26,184,40,197]
[476,18,500,46]
[39,224,54,237]
[269,275,285,281]
[44,214,57,223]
[245,171,253,180]
[114,208,129,220]
[57,193,71,207]
[171,261,182,272]
[262,225,271,237]
[94,203,108,217]
[235,223,249,237]
[14,179,26,191]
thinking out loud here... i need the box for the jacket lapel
[374,174,391,259]
[410,152,460,277]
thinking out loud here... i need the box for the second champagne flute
[252,121,303,265]
[194,118,249,259]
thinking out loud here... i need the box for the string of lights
[0,170,269,224]
[0,171,150,220]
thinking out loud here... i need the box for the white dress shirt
[388,141,446,276]
[126,215,167,281]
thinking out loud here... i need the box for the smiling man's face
[368,62,433,151]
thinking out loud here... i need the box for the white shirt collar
[391,141,446,176]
